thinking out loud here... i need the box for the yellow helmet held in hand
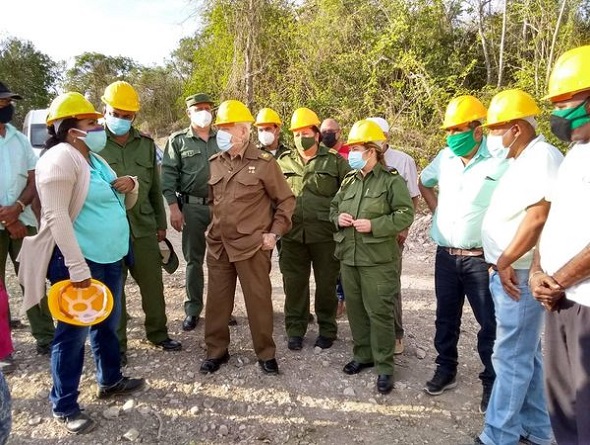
[255,108,282,126]
[544,45,590,102]
[215,100,254,125]
[101,81,140,112]
[485,89,541,127]
[47,279,114,327]
[289,107,321,131]
[347,119,387,145]
[46,92,103,125]
[441,95,487,130]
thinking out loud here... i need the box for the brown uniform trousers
[205,143,295,360]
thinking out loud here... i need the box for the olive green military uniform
[330,163,414,375]
[101,128,170,352]
[161,127,218,318]
[205,143,295,360]
[258,141,289,159]
[277,145,350,340]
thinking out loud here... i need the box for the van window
[30,124,48,148]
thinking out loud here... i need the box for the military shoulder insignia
[389,168,399,175]
[209,152,222,161]
[258,152,272,161]
[328,148,338,155]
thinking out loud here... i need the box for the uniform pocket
[234,175,263,201]
[309,171,339,197]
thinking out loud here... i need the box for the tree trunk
[477,0,493,85]
[546,0,568,85]
[497,0,508,87]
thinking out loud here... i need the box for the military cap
[185,93,214,107]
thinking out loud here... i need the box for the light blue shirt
[73,153,129,264]
[0,123,37,229]
[420,139,508,249]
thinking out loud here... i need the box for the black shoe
[343,360,375,375]
[120,352,128,367]
[519,435,542,445]
[424,370,457,395]
[377,374,394,394]
[480,385,492,414]
[258,358,279,375]
[228,315,238,326]
[314,335,334,349]
[54,411,97,434]
[199,351,230,374]
[153,338,182,351]
[287,336,303,351]
[97,377,145,399]
[36,343,52,355]
[182,315,198,331]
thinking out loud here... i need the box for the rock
[416,348,427,359]
[137,405,151,416]
[187,371,195,379]
[321,360,330,367]
[37,390,50,400]
[368,398,377,404]
[103,406,120,419]
[27,416,42,426]
[239,424,247,431]
[203,399,214,409]
[343,387,355,396]
[122,399,136,412]
[313,346,322,354]
[123,428,140,441]
[190,405,200,415]
[219,424,229,436]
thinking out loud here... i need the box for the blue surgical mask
[348,150,367,170]
[216,129,233,152]
[105,114,132,136]
[74,128,107,153]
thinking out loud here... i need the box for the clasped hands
[338,213,371,233]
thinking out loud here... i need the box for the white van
[22,109,48,157]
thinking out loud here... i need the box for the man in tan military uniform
[200,100,295,375]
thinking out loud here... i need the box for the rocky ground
[4,215,491,444]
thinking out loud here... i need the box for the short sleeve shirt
[482,136,563,268]
[0,123,37,228]
[539,141,590,306]
[384,147,420,198]
[420,140,508,248]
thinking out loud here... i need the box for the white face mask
[486,134,508,159]
[190,110,212,128]
[216,129,234,152]
[258,130,275,147]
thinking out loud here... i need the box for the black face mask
[322,132,338,148]
[0,104,14,124]
[550,115,573,142]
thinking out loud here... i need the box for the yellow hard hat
[46,92,103,125]
[47,279,114,326]
[101,81,140,112]
[254,108,282,126]
[347,119,387,145]
[289,107,321,131]
[214,100,254,125]
[544,45,590,102]
[441,95,487,130]
[485,89,541,127]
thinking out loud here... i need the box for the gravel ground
[4,215,490,444]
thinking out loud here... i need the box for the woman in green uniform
[330,119,414,394]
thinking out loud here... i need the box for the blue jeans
[0,371,10,445]
[480,270,552,445]
[434,247,496,386]
[48,256,123,417]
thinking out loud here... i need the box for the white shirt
[539,141,590,306]
[482,135,563,269]
[0,123,37,229]
[384,147,420,198]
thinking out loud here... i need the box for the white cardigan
[18,142,138,312]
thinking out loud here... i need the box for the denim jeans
[480,270,552,445]
[434,247,496,386]
[48,254,123,417]
[0,371,10,445]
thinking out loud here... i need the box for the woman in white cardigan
[18,93,144,434]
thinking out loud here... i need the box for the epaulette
[328,148,338,155]
[389,168,399,176]
[170,129,188,139]
[258,151,272,161]
[209,152,222,161]
[277,149,292,160]
[341,171,357,187]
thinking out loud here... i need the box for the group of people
[0,43,588,445]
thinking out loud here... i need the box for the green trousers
[393,245,404,339]
[182,203,210,317]
[280,239,339,339]
[117,233,169,353]
[0,227,54,348]
[341,262,398,375]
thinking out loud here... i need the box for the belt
[183,195,206,205]
[445,247,484,257]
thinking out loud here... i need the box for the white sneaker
[394,338,404,355]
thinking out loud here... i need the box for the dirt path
[5,215,488,444]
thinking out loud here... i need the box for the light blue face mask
[216,129,234,152]
[74,128,107,153]
[105,114,132,136]
[348,150,367,170]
